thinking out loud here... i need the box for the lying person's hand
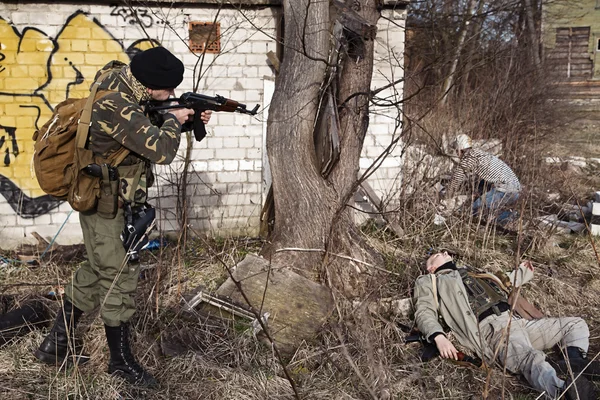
[434,335,459,360]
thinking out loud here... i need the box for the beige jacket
[413,264,534,361]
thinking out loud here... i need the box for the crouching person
[413,251,598,399]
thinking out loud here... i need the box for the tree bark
[523,0,541,67]
[262,0,383,296]
[440,0,477,105]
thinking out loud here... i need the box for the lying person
[413,251,598,399]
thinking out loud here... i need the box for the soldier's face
[148,88,175,101]
[426,251,453,273]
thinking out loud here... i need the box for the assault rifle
[142,93,260,142]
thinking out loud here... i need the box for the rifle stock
[142,93,259,142]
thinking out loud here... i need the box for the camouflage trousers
[65,208,139,327]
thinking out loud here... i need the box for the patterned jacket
[87,61,182,204]
[448,148,521,196]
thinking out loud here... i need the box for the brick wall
[0,2,406,249]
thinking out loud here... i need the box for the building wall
[543,0,600,79]
[0,2,406,248]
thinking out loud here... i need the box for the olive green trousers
[65,209,139,327]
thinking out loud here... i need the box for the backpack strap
[75,69,114,150]
[430,274,439,311]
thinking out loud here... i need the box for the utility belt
[84,163,155,263]
[477,301,510,322]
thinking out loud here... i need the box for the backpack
[32,67,130,212]
[431,267,544,321]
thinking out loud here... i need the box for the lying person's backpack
[32,63,129,212]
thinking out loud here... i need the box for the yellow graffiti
[0,11,157,199]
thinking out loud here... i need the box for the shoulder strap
[75,69,114,149]
[430,274,439,311]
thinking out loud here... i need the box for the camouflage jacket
[87,61,182,204]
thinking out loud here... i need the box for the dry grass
[2,200,600,399]
[2,147,600,400]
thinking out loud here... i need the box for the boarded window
[189,22,220,54]
[547,27,593,80]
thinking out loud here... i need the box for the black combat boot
[561,375,598,400]
[555,347,600,381]
[34,299,89,365]
[105,323,157,387]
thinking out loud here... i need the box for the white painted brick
[229,41,253,54]
[221,193,251,206]
[244,183,261,194]
[248,171,262,183]
[208,160,224,171]
[223,160,239,171]
[370,124,392,135]
[217,114,236,125]
[207,137,224,149]
[230,89,246,101]
[9,12,30,25]
[258,66,275,77]
[246,54,269,67]
[15,216,34,226]
[214,78,239,90]
[251,41,271,54]
[217,172,247,183]
[211,126,235,138]
[239,160,254,171]
[228,205,259,218]
[246,147,261,160]
[0,226,26,239]
[246,90,263,102]
[241,79,265,90]
[223,138,239,148]
[68,212,81,224]
[193,195,221,207]
[215,148,246,159]
[1,215,17,227]
[199,171,217,184]
[226,183,243,194]
[239,137,255,148]
[191,161,208,171]
[51,211,76,225]
[191,148,214,160]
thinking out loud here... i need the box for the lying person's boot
[34,298,89,365]
[555,346,600,381]
[105,323,157,388]
[561,375,598,400]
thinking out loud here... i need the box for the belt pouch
[96,164,118,219]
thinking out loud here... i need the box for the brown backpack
[32,70,129,212]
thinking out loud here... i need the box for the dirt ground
[547,107,600,159]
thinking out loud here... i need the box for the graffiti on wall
[0,11,158,217]
[110,5,158,28]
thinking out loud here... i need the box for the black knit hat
[130,47,184,89]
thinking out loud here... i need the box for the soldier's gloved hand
[169,108,195,125]
[434,335,459,360]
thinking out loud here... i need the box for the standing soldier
[34,47,212,387]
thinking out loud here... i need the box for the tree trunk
[262,0,383,296]
[523,0,541,67]
[440,0,477,105]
